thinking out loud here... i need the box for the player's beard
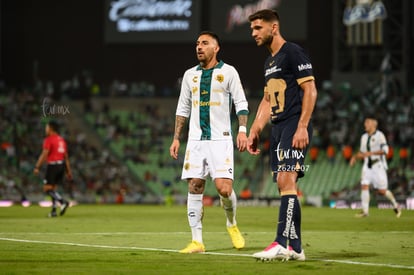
[197,52,206,66]
[262,34,273,46]
[198,59,207,68]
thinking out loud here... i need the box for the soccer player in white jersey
[350,117,401,218]
[169,31,249,253]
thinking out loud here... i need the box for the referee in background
[34,120,72,217]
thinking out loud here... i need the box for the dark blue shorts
[270,115,312,181]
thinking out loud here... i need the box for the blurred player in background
[350,117,401,218]
[34,120,72,217]
[169,31,248,253]
[247,9,317,261]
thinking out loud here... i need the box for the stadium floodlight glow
[0,200,13,207]
[38,201,53,207]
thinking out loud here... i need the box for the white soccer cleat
[253,242,289,261]
[288,246,306,261]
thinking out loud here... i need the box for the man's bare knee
[188,179,205,194]
[276,172,298,194]
[215,179,233,197]
[43,184,55,193]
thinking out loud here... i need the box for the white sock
[384,190,398,208]
[220,189,237,227]
[187,193,203,243]
[361,189,370,214]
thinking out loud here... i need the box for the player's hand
[247,131,261,155]
[169,139,180,160]
[33,168,40,175]
[349,156,356,166]
[237,132,248,152]
[292,126,309,149]
[67,171,73,181]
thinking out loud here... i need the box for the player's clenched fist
[247,131,261,155]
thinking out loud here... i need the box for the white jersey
[359,130,389,170]
[176,60,248,141]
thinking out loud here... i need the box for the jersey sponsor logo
[199,101,221,107]
[297,63,312,71]
[215,74,224,83]
[265,65,282,77]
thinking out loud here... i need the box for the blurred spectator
[342,145,353,162]
[326,145,336,163]
[399,147,409,168]
[309,146,319,163]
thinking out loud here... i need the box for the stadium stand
[1,82,413,205]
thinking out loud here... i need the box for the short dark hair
[248,9,280,23]
[47,120,60,133]
[198,31,221,47]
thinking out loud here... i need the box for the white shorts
[361,163,388,190]
[181,139,234,181]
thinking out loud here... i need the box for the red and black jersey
[43,134,67,163]
[263,42,315,123]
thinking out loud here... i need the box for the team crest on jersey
[216,74,224,83]
[192,76,198,83]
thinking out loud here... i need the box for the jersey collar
[197,60,224,71]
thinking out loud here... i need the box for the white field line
[0,231,412,235]
[0,236,413,270]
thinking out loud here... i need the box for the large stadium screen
[209,0,307,42]
[104,0,201,43]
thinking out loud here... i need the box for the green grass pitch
[0,204,413,274]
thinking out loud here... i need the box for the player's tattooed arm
[174,115,187,140]
[237,114,248,128]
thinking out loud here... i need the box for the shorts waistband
[48,161,64,165]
